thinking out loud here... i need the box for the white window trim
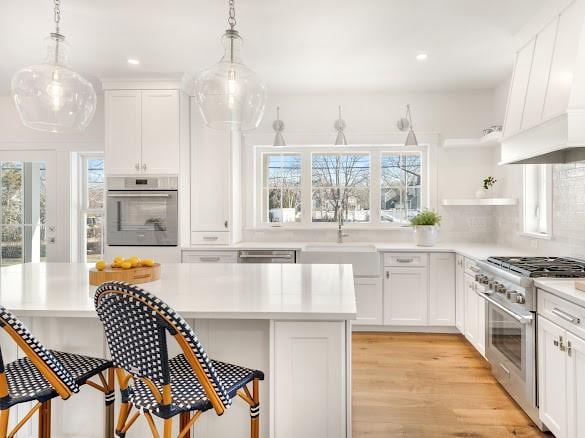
[77,153,105,262]
[251,143,431,230]
[520,164,552,239]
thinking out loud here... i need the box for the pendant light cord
[228,0,236,30]
[52,0,62,67]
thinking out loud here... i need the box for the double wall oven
[106,176,178,246]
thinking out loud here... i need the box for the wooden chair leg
[163,418,172,438]
[0,409,9,438]
[38,400,51,438]
[179,412,190,435]
[250,378,260,438]
[104,368,116,438]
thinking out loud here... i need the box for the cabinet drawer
[191,231,229,245]
[464,257,480,276]
[182,251,237,263]
[538,289,585,338]
[383,252,428,267]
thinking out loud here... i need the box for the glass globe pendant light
[11,0,96,133]
[195,0,267,131]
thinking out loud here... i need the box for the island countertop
[0,262,357,320]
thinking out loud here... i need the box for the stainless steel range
[476,256,585,429]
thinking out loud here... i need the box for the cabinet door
[522,17,559,129]
[464,274,477,344]
[538,316,567,437]
[105,90,142,175]
[476,286,486,356]
[190,103,231,232]
[543,0,585,120]
[141,90,180,174]
[383,267,428,326]
[567,331,585,438]
[504,39,536,138]
[429,253,455,326]
[274,321,346,438]
[455,255,465,333]
[353,277,382,326]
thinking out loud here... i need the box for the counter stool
[0,305,115,438]
[94,281,264,438]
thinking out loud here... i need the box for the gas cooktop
[486,256,585,278]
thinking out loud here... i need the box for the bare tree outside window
[81,157,105,262]
[311,153,370,223]
[263,154,302,223]
[381,152,422,223]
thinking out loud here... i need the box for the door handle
[142,163,147,171]
[202,236,219,241]
[385,271,390,279]
[552,307,581,324]
[396,258,414,263]
[199,257,221,262]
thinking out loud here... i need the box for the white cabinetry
[273,321,346,438]
[383,266,428,326]
[105,89,182,175]
[537,290,585,438]
[429,253,456,326]
[182,250,237,263]
[354,277,383,325]
[463,259,486,356]
[455,255,465,333]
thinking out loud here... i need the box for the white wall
[243,90,504,243]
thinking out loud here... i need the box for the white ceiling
[0,0,551,94]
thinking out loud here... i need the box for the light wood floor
[352,332,552,438]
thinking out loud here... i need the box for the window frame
[78,153,105,262]
[521,163,553,239]
[253,144,429,229]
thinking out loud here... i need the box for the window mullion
[371,150,381,225]
[301,151,311,226]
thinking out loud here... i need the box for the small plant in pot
[475,176,497,199]
[410,210,441,247]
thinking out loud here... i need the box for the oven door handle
[107,193,170,198]
[478,292,534,324]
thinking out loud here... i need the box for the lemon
[95,260,107,271]
[120,261,132,270]
[114,256,124,264]
[129,256,140,268]
[142,258,155,267]
[111,262,119,269]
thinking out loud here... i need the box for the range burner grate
[487,256,585,278]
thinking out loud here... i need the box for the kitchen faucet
[337,205,349,243]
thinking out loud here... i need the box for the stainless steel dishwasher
[237,250,296,263]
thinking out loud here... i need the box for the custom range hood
[500,0,585,165]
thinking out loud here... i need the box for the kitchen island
[0,263,356,438]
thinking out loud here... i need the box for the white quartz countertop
[182,241,533,262]
[535,279,585,308]
[0,263,357,320]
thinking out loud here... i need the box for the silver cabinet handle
[199,256,220,262]
[142,163,147,171]
[469,266,480,273]
[477,292,534,324]
[203,236,219,241]
[552,307,581,324]
[396,257,414,263]
[135,163,140,171]
[107,193,170,198]
[386,271,390,279]
[239,254,292,259]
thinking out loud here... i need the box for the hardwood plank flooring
[352,332,552,438]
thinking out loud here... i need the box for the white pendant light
[195,0,267,131]
[11,0,96,133]
[272,107,286,147]
[397,104,418,146]
[334,105,348,145]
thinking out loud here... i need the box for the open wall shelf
[442,198,517,206]
[443,131,502,149]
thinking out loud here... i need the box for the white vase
[413,225,438,247]
[475,188,488,199]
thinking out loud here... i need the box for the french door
[0,151,58,265]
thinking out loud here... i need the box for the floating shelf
[442,198,518,206]
[443,131,502,149]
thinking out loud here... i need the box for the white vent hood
[500,0,585,165]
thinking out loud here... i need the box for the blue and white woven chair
[94,281,264,438]
[0,305,115,438]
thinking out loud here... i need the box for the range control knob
[515,295,526,304]
[488,280,496,290]
[495,284,506,294]
[506,290,518,301]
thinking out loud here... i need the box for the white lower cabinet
[353,277,382,325]
[538,315,585,438]
[455,255,465,333]
[273,321,346,438]
[429,253,456,326]
[463,272,486,356]
[383,266,428,326]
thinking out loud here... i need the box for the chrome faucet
[337,205,348,243]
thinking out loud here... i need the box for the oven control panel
[474,271,533,311]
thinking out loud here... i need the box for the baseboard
[352,325,461,334]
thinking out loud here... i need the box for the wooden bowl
[89,263,161,286]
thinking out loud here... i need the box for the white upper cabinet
[105,89,181,175]
[105,90,142,175]
[503,39,536,138]
[429,253,456,326]
[522,18,558,129]
[141,90,180,174]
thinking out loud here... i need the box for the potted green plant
[475,176,497,198]
[410,210,441,247]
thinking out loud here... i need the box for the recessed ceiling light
[127,58,140,65]
[416,53,428,61]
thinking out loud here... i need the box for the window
[523,164,551,237]
[255,145,429,228]
[380,152,422,224]
[311,153,370,223]
[79,155,105,262]
[262,153,302,223]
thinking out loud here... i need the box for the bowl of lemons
[89,256,159,285]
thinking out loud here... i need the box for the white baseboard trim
[352,325,461,334]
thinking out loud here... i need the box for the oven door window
[110,193,172,232]
[490,305,525,375]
